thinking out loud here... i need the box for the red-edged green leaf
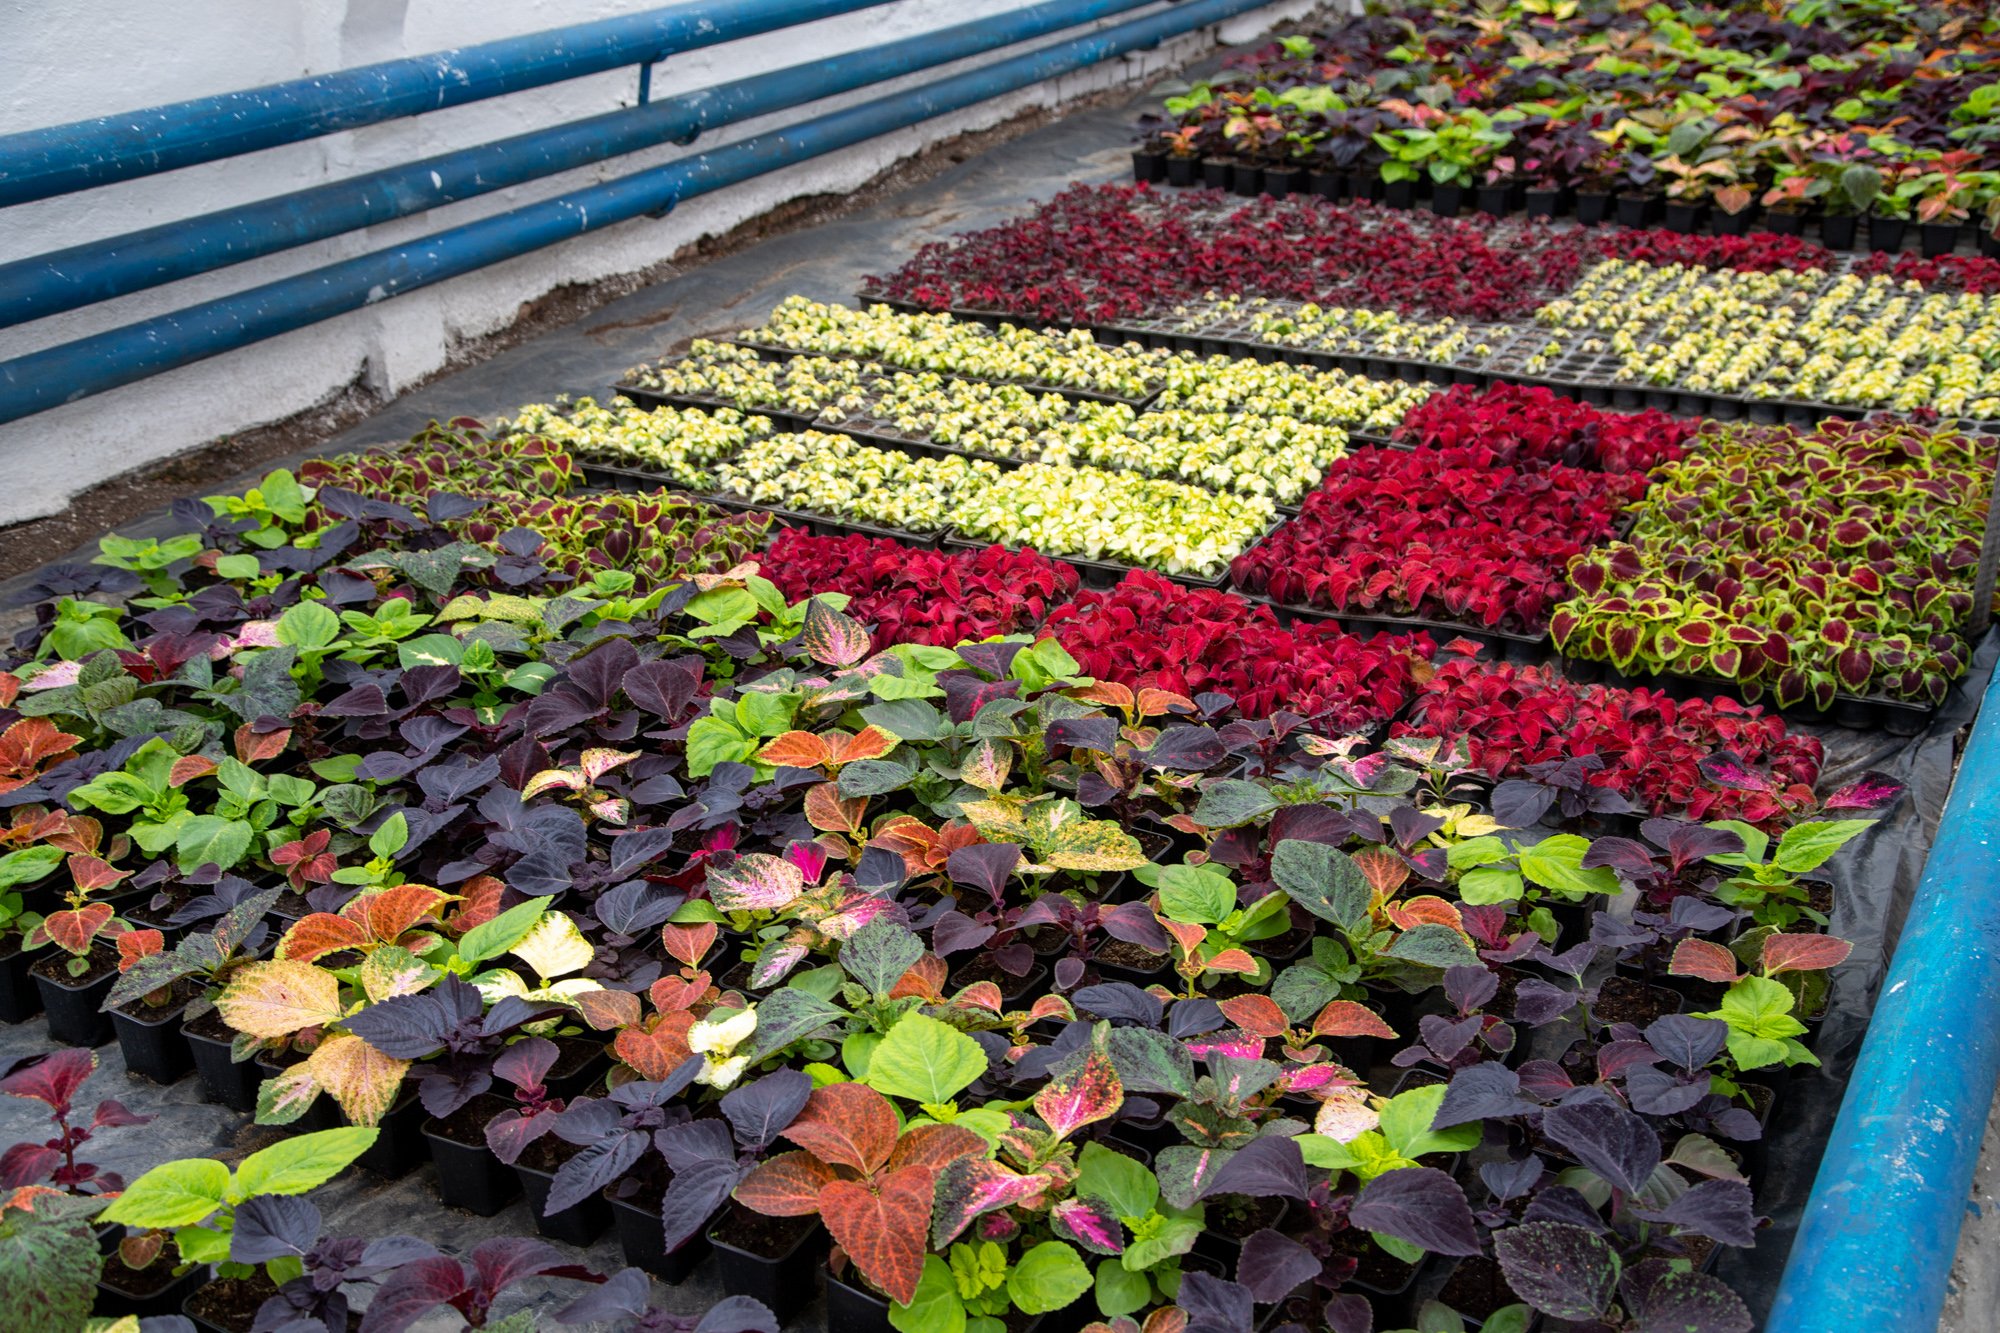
[1669,939,1741,985]
[758,732,834,771]
[168,756,218,787]
[1761,933,1852,976]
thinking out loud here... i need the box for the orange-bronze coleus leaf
[1312,1000,1399,1040]
[1670,938,1742,985]
[1217,994,1290,1040]
[819,1166,936,1305]
[758,731,834,772]
[781,1082,899,1176]
[734,1149,839,1216]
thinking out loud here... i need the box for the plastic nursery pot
[1574,190,1611,226]
[513,1137,612,1246]
[254,1052,427,1177]
[1588,975,1683,1032]
[110,986,197,1084]
[607,1177,712,1284]
[1922,221,1961,258]
[1231,163,1263,197]
[422,1094,521,1216]
[1524,187,1564,217]
[1663,201,1706,234]
[709,1201,826,1326]
[1430,183,1466,217]
[947,957,1050,1005]
[1200,159,1231,190]
[1477,184,1512,216]
[1820,212,1859,250]
[1130,149,1166,184]
[0,937,46,1023]
[31,944,118,1047]
[1195,1196,1294,1270]
[1435,1256,1525,1330]
[1868,214,1907,253]
[1382,179,1417,210]
[182,1274,285,1333]
[541,1033,610,1101]
[1614,193,1655,228]
[1263,166,1303,198]
[182,1006,259,1113]
[1712,206,1755,235]
[96,1237,209,1319]
[1166,156,1199,188]
[1764,206,1809,236]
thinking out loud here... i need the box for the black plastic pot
[827,1270,894,1333]
[1868,214,1907,253]
[95,1236,209,1319]
[1262,166,1302,198]
[516,1157,612,1246]
[1429,183,1465,217]
[1922,221,1961,258]
[1382,179,1417,210]
[257,1053,427,1178]
[1764,206,1809,235]
[1822,212,1859,250]
[182,1275,284,1333]
[183,1010,259,1112]
[1476,184,1511,217]
[1231,163,1263,197]
[0,939,44,1023]
[609,1185,712,1284]
[33,955,115,1047]
[1165,155,1197,188]
[422,1103,520,1216]
[709,1203,825,1326]
[111,998,195,1084]
[1308,169,1343,200]
[1574,190,1611,226]
[1199,159,1231,190]
[1523,187,1562,218]
[1615,193,1655,228]
[1130,150,1165,184]
[1981,229,2000,259]
[1712,205,1754,235]
[1664,201,1706,234]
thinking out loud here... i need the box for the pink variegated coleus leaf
[1033,1039,1123,1142]
[707,853,806,913]
[1050,1196,1126,1255]
[932,1156,1053,1247]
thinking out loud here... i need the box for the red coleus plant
[758,530,1081,653]
[1393,382,1696,475]
[732,1082,988,1304]
[1593,227,1840,275]
[1853,249,2000,295]
[867,184,1591,324]
[1042,571,1433,730]
[1392,644,1824,823]
[1230,446,1643,635]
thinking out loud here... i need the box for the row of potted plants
[1137,2,2000,253]
[1230,444,1648,637]
[0,409,1881,1331]
[1553,415,1994,707]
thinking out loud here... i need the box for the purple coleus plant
[647,1066,812,1252]
[556,1266,777,1333]
[482,1037,571,1166]
[232,1195,433,1333]
[338,975,564,1119]
[361,1236,605,1332]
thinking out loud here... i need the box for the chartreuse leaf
[228,1127,379,1201]
[1379,1084,1480,1158]
[456,898,545,966]
[100,1159,231,1228]
[1006,1241,1092,1315]
[1095,1260,1151,1317]
[1076,1141,1158,1221]
[865,1012,987,1105]
[892,1255,966,1333]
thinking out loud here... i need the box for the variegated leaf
[708,853,806,913]
[305,1033,411,1127]
[217,960,344,1039]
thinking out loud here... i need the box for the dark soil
[1592,975,1682,1028]
[268,889,314,920]
[1249,919,1313,961]
[514,1131,583,1176]
[1026,924,1068,954]
[185,1275,282,1333]
[99,1241,186,1297]
[547,1034,607,1084]
[1095,938,1168,970]
[183,1005,236,1042]
[712,1200,817,1258]
[31,941,118,986]
[949,955,1047,1003]
[426,1092,511,1147]
[114,976,203,1019]
[1438,1256,1519,1320]
[1329,1225,1419,1292]
[1209,1193,1286,1240]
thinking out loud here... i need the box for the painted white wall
[0,0,1315,526]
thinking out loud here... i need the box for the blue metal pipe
[0,0,1274,426]
[0,0,1162,329]
[1767,669,2000,1330]
[0,0,895,208]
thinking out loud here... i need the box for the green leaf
[276,601,341,652]
[1773,820,1871,874]
[686,715,759,778]
[175,815,253,872]
[1006,1241,1092,1315]
[1076,1141,1159,1221]
[1380,1084,1480,1158]
[1095,1257,1151,1317]
[396,634,464,669]
[230,1127,379,1201]
[1151,863,1237,926]
[0,846,63,891]
[744,987,848,1061]
[865,1012,988,1105]
[99,1158,232,1228]
[1457,867,1525,905]
[1518,835,1618,899]
[1191,780,1280,829]
[456,899,546,966]
[861,699,946,743]
[892,1256,966,1333]
[1270,839,1371,934]
[215,554,262,581]
[1382,924,1480,971]
[0,1205,102,1332]
[1122,1206,1203,1272]
[369,812,410,859]
[734,690,797,738]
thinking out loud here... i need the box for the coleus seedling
[0,1049,151,1196]
[101,883,279,1015]
[555,1267,779,1333]
[651,1067,813,1253]
[1673,931,1853,1073]
[222,1194,433,1333]
[1137,857,1291,995]
[359,1236,605,1333]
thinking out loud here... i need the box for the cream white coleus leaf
[509,910,595,981]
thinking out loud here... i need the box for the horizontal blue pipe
[0,0,1274,426]
[0,0,1161,328]
[1768,667,2000,1329]
[0,0,893,208]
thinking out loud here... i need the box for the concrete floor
[2,38,1998,1333]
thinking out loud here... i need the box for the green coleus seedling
[1674,930,1853,1075]
[1702,816,1872,928]
[1445,831,1620,914]
[1137,857,1290,993]
[1073,1139,1205,1318]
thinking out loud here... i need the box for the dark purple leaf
[1072,982,1162,1028]
[468,1233,598,1296]
[355,1256,468,1333]
[544,1131,649,1216]
[1168,998,1226,1038]
[1495,1221,1620,1321]
[1054,956,1085,990]
[1435,1062,1536,1128]
[1204,1135,1309,1201]
[1512,978,1577,1027]
[1480,1156,1547,1202]
[1444,965,1499,1015]
[1388,806,1447,847]
[1514,1059,1575,1101]
[1491,780,1556,828]
[1143,725,1226,771]
[720,1069,812,1153]
[1580,837,1658,877]
[1596,1040,1661,1081]
[608,828,681,878]
[1640,1179,1759,1247]
[1101,900,1171,953]
[1048,717,1118,753]
[1542,1100,1660,1195]
[1626,1066,1711,1117]
[946,843,1021,900]
[228,1195,321,1264]
[1621,1258,1753,1333]
[1350,1166,1482,1257]
[1646,1015,1729,1071]
[624,658,703,720]
[659,1156,743,1253]
[1521,1184,1609,1232]
[1418,1014,1485,1062]
[930,910,996,959]
[1178,1271,1255,1333]
[955,642,1021,678]
[340,976,483,1061]
[1236,1229,1319,1302]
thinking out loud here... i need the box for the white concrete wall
[0,0,1314,525]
